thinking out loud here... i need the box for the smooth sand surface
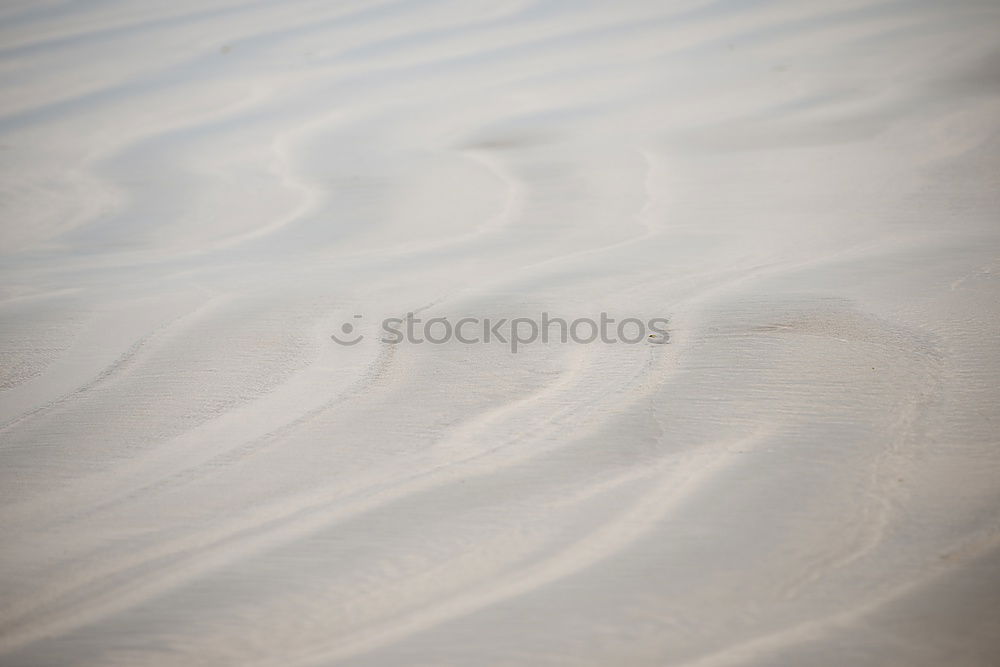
[2,1,999,665]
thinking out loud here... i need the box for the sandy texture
[2,1,999,665]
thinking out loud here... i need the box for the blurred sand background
[1,1,999,664]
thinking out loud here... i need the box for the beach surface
[1,1,999,664]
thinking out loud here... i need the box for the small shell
[647,332,669,344]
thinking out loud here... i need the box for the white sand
[2,1,999,665]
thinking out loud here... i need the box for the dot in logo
[341,322,354,334]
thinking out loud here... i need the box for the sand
[1,0,999,664]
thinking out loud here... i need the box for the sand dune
[2,1,999,665]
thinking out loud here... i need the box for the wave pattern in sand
[2,1,1000,665]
